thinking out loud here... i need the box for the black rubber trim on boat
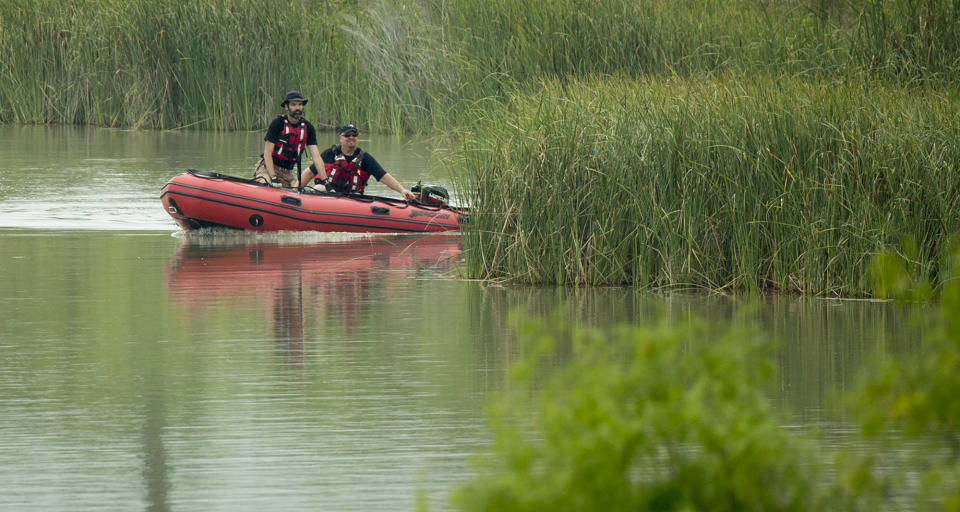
[410,200,444,211]
[281,196,302,206]
[187,169,259,185]
[166,197,181,215]
[371,206,390,215]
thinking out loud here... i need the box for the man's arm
[362,153,416,200]
[300,145,327,186]
[380,173,417,201]
[262,141,277,180]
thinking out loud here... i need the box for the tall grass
[848,0,960,80]
[0,0,439,130]
[2,0,958,131]
[438,0,837,81]
[451,75,960,295]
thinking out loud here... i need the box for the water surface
[0,126,922,510]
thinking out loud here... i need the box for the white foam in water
[0,196,175,231]
[175,228,400,246]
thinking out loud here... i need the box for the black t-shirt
[320,145,387,181]
[263,117,318,146]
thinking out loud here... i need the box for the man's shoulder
[263,116,285,141]
[265,116,285,132]
[358,150,385,177]
[320,145,338,161]
[348,147,370,162]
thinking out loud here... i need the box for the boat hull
[160,171,464,233]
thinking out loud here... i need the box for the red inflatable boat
[160,170,467,233]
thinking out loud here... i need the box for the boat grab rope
[187,168,259,185]
[183,169,470,213]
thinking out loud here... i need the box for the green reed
[2,0,958,132]
[0,0,449,131]
[451,75,960,295]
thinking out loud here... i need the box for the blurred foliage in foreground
[449,246,960,511]
[856,242,960,510]
[452,311,830,511]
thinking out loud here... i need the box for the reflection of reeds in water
[3,0,958,131]
[452,76,960,295]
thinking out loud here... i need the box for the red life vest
[270,116,307,169]
[325,146,370,194]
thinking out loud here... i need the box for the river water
[0,126,920,510]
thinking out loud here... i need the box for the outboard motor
[411,182,450,206]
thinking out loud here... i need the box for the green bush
[849,246,960,509]
[452,310,827,511]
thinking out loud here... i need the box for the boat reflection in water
[165,233,462,368]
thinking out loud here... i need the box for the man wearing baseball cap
[253,90,328,188]
[307,123,416,201]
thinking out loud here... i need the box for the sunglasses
[342,132,358,137]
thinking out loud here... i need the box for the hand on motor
[401,189,417,201]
